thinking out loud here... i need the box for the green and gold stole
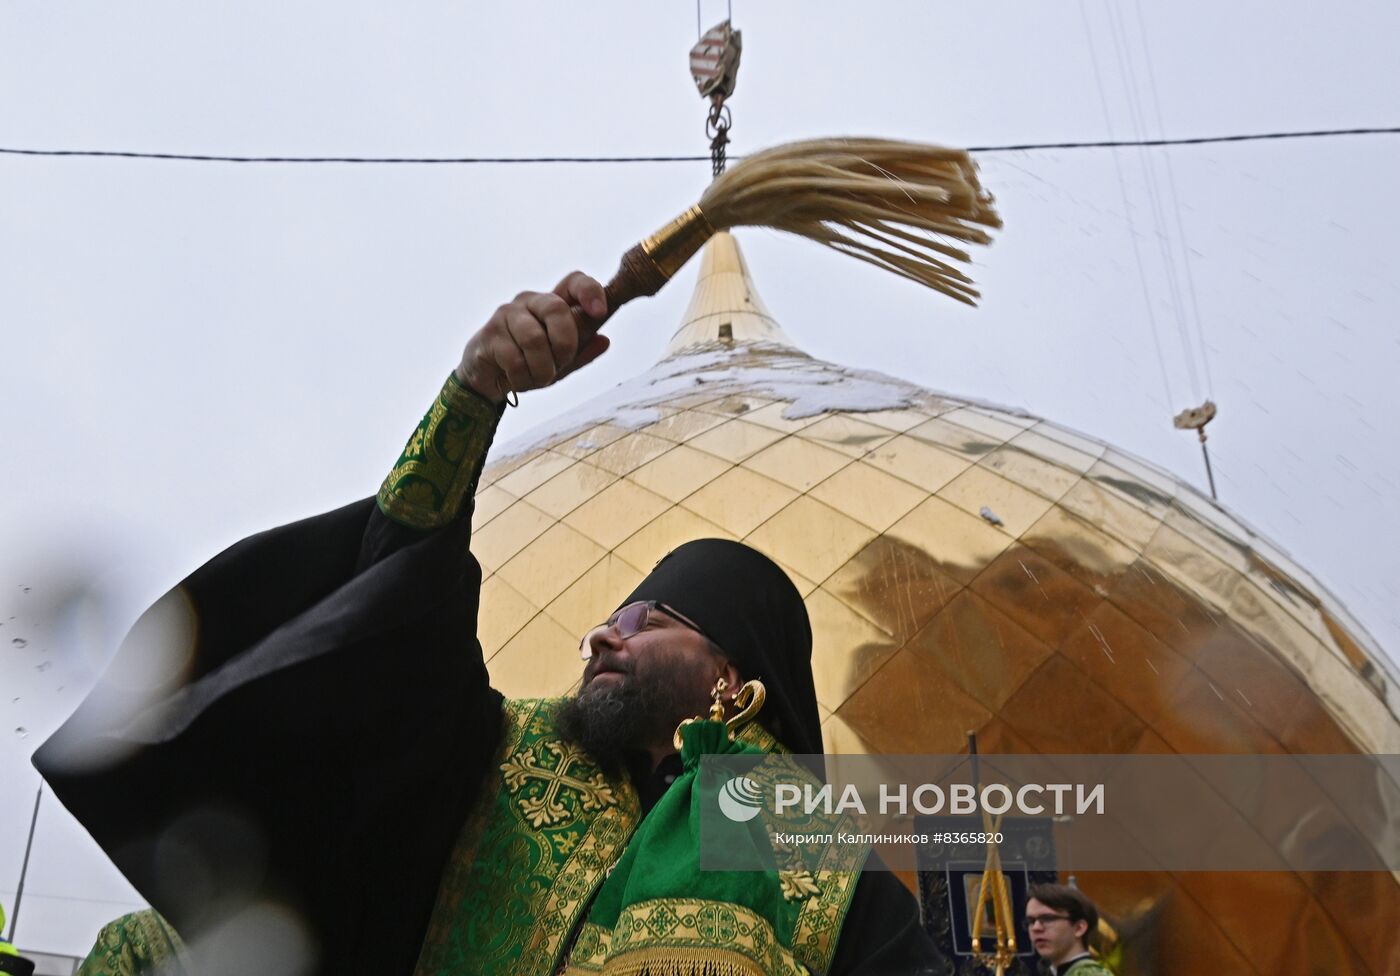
[413,699,864,976]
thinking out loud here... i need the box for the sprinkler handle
[568,243,669,337]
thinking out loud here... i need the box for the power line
[1078,0,1177,414]
[0,126,1396,165]
[1104,0,1201,401]
[1130,0,1214,399]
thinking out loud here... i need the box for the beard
[556,656,711,771]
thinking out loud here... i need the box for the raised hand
[455,271,610,405]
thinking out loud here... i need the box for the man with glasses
[38,275,940,975]
[1025,883,1111,975]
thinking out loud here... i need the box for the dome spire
[663,231,799,357]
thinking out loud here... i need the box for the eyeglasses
[579,600,710,659]
[1023,913,1072,929]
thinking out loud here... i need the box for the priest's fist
[456,272,610,405]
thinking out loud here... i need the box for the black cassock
[35,498,941,975]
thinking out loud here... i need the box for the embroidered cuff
[377,372,502,530]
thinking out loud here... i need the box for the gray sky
[2,0,1397,957]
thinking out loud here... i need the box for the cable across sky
[0,125,1396,165]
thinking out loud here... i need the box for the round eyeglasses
[579,600,710,659]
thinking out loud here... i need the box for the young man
[1025,883,1111,975]
[37,274,941,975]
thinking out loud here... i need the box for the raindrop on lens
[11,638,27,648]
[35,661,51,672]
[15,727,28,739]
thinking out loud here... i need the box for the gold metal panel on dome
[1309,649,1400,753]
[939,406,1032,442]
[1307,872,1400,971]
[477,575,539,658]
[808,461,927,533]
[1019,505,1138,585]
[1278,685,1365,754]
[864,434,970,493]
[769,559,818,598]
[1141,522,1243,609]
[1001,654,1149,754]
[698,392,775,418]
[835,647,993,755]
[968,544,1105,650]
[523,460,617,520]
[496,522,608,609]
[469,483,516,532]
[1058,477,1162,554]
[746,495,877,585]
[1006,426,1101,473]
[1281,895,1378,975]
[857,407,937,433]
[1086,458,1175,527]
[662,390,726,410]
[471,499,557,574]
[1240,548,1338,650]
[1152,883,1255,972]
[1057,599,1194,733]
[743,435,852,493]
[936,464,1055,539]
[904,416,1001,459]
[819,711,878,756]
[825,535,961,643]
[489,613,582,699]
[1105,557,1240,663]
[637,408,727,444]
[686,417,786,462]
[884,496,1014,586]
[612,506,735,574]
[1100,446,1181,500]
[625,443,730,502]
[976,443,1084,504]
[563,479,672,550]
[477,445,543,489]
[552,422,630,460]
[495,449,577,498]
[544,553,647,642]
[805,587,902,711]
[1155,668,1285,754]
[796,415,896,457]
[1225,576,1330,676]
[740,400,825,434]
[585,431,676,476]
[679,466,798,537]
[904,590,1054,714]
[1028,420,1108,460]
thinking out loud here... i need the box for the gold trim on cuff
[377,372,500,530]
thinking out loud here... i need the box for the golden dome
[471,231,1400,974]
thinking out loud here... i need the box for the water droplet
[35,661,51,672]
[20,585,30,593]
[10,697,20,704]
[15,727,28,739]
[11,637,27,648]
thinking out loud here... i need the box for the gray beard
[556,666,702,772]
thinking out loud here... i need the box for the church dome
[470,232,1399,974]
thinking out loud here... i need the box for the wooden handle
[568,243,671,338]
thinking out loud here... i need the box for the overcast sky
[2,0,1397,957]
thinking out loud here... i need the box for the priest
[37,272,941,975]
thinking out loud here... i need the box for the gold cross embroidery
[501,740,618,828]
